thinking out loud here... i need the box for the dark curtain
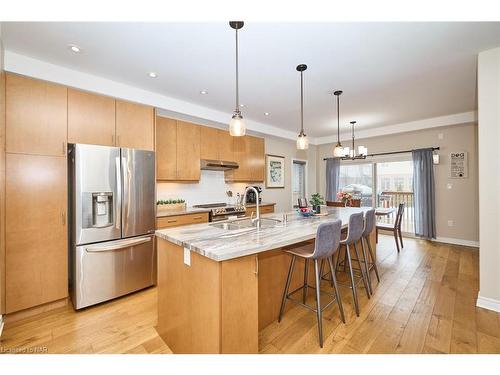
[412,148,436,239]
[326,158,341,201]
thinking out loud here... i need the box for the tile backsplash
[157,170,260,206]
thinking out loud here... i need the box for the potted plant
[309,193,325,214]
[336,191,353,206]
[156,198,186,213]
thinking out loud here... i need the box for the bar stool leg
[360,238,373,295]
[328,256,345,323]
[278,255,296,323]
[313,259,323,348]
[366,237,380,282]
[353,242,371,299]
[345,244,360,316]
[303,259,309,304]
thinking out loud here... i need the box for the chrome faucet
[244,186,261,229]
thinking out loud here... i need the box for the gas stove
[192,203,246,222]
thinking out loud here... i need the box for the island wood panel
[68,89,115,146]
[156,212,209,229]
[115,100,154,150]
[220,255,259,353]
[200,126,219,160]
[6,73,67,156]
[156,117,177,180]
[175,120,200,181]
[157,239,221,353]
[5,154,68,313]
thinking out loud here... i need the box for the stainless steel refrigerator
[68,144,156,310]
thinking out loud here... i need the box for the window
[338,163,373,207]
[292,160,307,207]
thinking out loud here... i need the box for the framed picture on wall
[266,154,285,188]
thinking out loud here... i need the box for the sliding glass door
[338,163,374,207]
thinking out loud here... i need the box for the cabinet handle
[167,219,177,224]
[117,135,120,146]
[62,211,66,226]
[254,256,259,276]
[193,216,202,220]
[62,141,66,155]
[112,135,115,145]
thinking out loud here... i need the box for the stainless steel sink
[210,217,281,231]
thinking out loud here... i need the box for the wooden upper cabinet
[218,129,235,162]
[250,136,265,182]
[6,74,68,156]
[116,100,154,150]
[200,126,219,160]
[68,89,115,146]
[176,121,200,181]
[156,117,177,180]
[5,153,68,313]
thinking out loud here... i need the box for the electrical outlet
[447,183,452,190]
[438,133,444,140]
[448,220,454,227]
[183,247,191,266]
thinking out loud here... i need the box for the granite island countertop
[156,206,370,261]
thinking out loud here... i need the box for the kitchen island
[155,207,375,353]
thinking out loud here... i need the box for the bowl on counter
[297,207,315,217]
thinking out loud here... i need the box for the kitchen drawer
[245,204,275,217]
[157,212,209,229]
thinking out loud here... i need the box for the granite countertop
[156,202,276,217]
[156,207,370,261]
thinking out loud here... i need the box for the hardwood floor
[1,235,499,354]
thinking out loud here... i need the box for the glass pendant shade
[358,145,368,156]
[297,131,309,150]
[229,113,246,136]
[333,143,344,157]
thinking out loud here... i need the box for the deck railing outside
[377,191,415,233]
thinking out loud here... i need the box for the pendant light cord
[300,71,304,133]
[337,95,340,143]
[235,28,240,113]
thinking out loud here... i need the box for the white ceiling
[2,22,500,138]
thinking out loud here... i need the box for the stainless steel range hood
[200,159,239,171]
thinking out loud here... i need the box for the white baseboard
[477,294,500,313]
[0,315,4,337]
[433,236,479,248]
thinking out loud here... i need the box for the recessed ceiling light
[148,72,157,78]
[264,112,270,116]
[240,104,245,108]
[68,44,81,53]
[200,90,208,95]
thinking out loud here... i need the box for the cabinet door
[176,121,200,181]
[156,117,177,180]
[6,74,67,156]
[116,100,154,150]
[218,129,234,162]
[200,126,219,160]
[229,135,250,181]
[5,154,68,313]
[68,89,115,146]
[249,136,265,182]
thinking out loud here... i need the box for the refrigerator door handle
[115,155,122,232]
[84,236,151,253]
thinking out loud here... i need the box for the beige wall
[317,123,479,243]
[477,47,500,310]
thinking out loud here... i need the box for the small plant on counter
[310,193,325,213]
[157,199,186,205]
[156,199,186,212]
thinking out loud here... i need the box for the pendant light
[296,64,309,150]
[333,90,344,157]
[341,121,368,160]
[229,21,246,137]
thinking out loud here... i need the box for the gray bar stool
[360,209,380,295]
[330,212,371,317]
[278,220,345,348]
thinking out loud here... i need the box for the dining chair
[376,203,405,252]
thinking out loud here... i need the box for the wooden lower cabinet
[156,212,209,229]
[5,153,68,313]
[245,204,275,217]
